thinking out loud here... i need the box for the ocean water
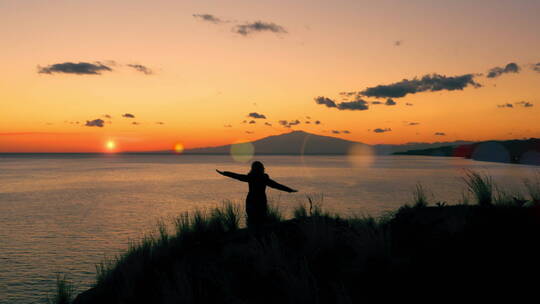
[0,154,538,303]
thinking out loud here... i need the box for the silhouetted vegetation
[463,170,494,206]
[412,183,429,208]
[49,171,540,304]
[48,275,74,304]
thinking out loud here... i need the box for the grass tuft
[524,171,540,204]
[293,203,308,218]
[48,274,74,304]
[463,170,494,206]
[412,183,428,208]
[267,203,283,224]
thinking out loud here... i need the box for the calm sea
[0,154,538,303]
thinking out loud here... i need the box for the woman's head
[249,161,265,175]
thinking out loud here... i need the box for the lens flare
[347,144,375,167]
[106,140,116,151]
[174,143,184,154]
[230,140,255,163]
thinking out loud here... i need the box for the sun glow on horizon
[106,140,116,151]
[174,143,184,154]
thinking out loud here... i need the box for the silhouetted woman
[216,161,297,228]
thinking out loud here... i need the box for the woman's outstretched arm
[267,178,298,193]
[216,169,249,182]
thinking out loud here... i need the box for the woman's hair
[249,161,265,176]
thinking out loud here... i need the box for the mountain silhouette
[185,131,366,155]
[180,131,471,155]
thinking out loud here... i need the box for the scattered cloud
[224,124,232,128]
[246,131,254,134]
[249,120,256,124]
[156,122,165,125]
[306,116,311,119]
[373,128,391,133]
[279,119,301,128]
[498,101,534,108]
[361,73,480,98]
[332,130,341,134]
[406,103,414,106]
[342,130,351,134]
[289,120,301,126]
[371,101,383,105]
[408,122,420,126]
[127,64,153,75]
[337,100,369,111]
[248,112,266,119]
[339,91,358,98]
[515,101,534,108]
[132,122,141,125]
[85,119,105,127]
[385,98,396,106]
[103,114,112,119]
[38,62,112,75]
[305,121,311,124]
[122,113,135,118]
[486,62,520,78]
[234,21,287,36]
[314,96,337,108]
[314,120,321,125]
[314,96,369,111]
[434,132,446,136]
[264,122,272,126]
[394,40,402,46]
[532,63,540,73]
[192,14,225,24]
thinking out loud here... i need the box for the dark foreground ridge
[54,172,540,304]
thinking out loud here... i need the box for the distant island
[393,138,540,166]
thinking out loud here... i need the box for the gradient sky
[1,0,539,152]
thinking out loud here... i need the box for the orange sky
[1,0,540,152]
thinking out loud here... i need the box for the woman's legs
[246,197,268,229]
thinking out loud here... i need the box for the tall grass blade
[463,170,493,206]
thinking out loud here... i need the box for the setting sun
[106,140,116,151]
[174,143,184,154]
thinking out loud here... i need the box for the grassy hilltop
[50,171,540,304]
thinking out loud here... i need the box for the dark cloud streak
[314,96,337,108]
[486,62,520,78]
[38,62,112,75]
[385,98,396,106]
[234,21,287,36]
[127,64,153,75]
[192,14,225,24]
[361,73,480,99]
[85,119,105,127]
[314,96,369,111]
[248,112,266,119]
